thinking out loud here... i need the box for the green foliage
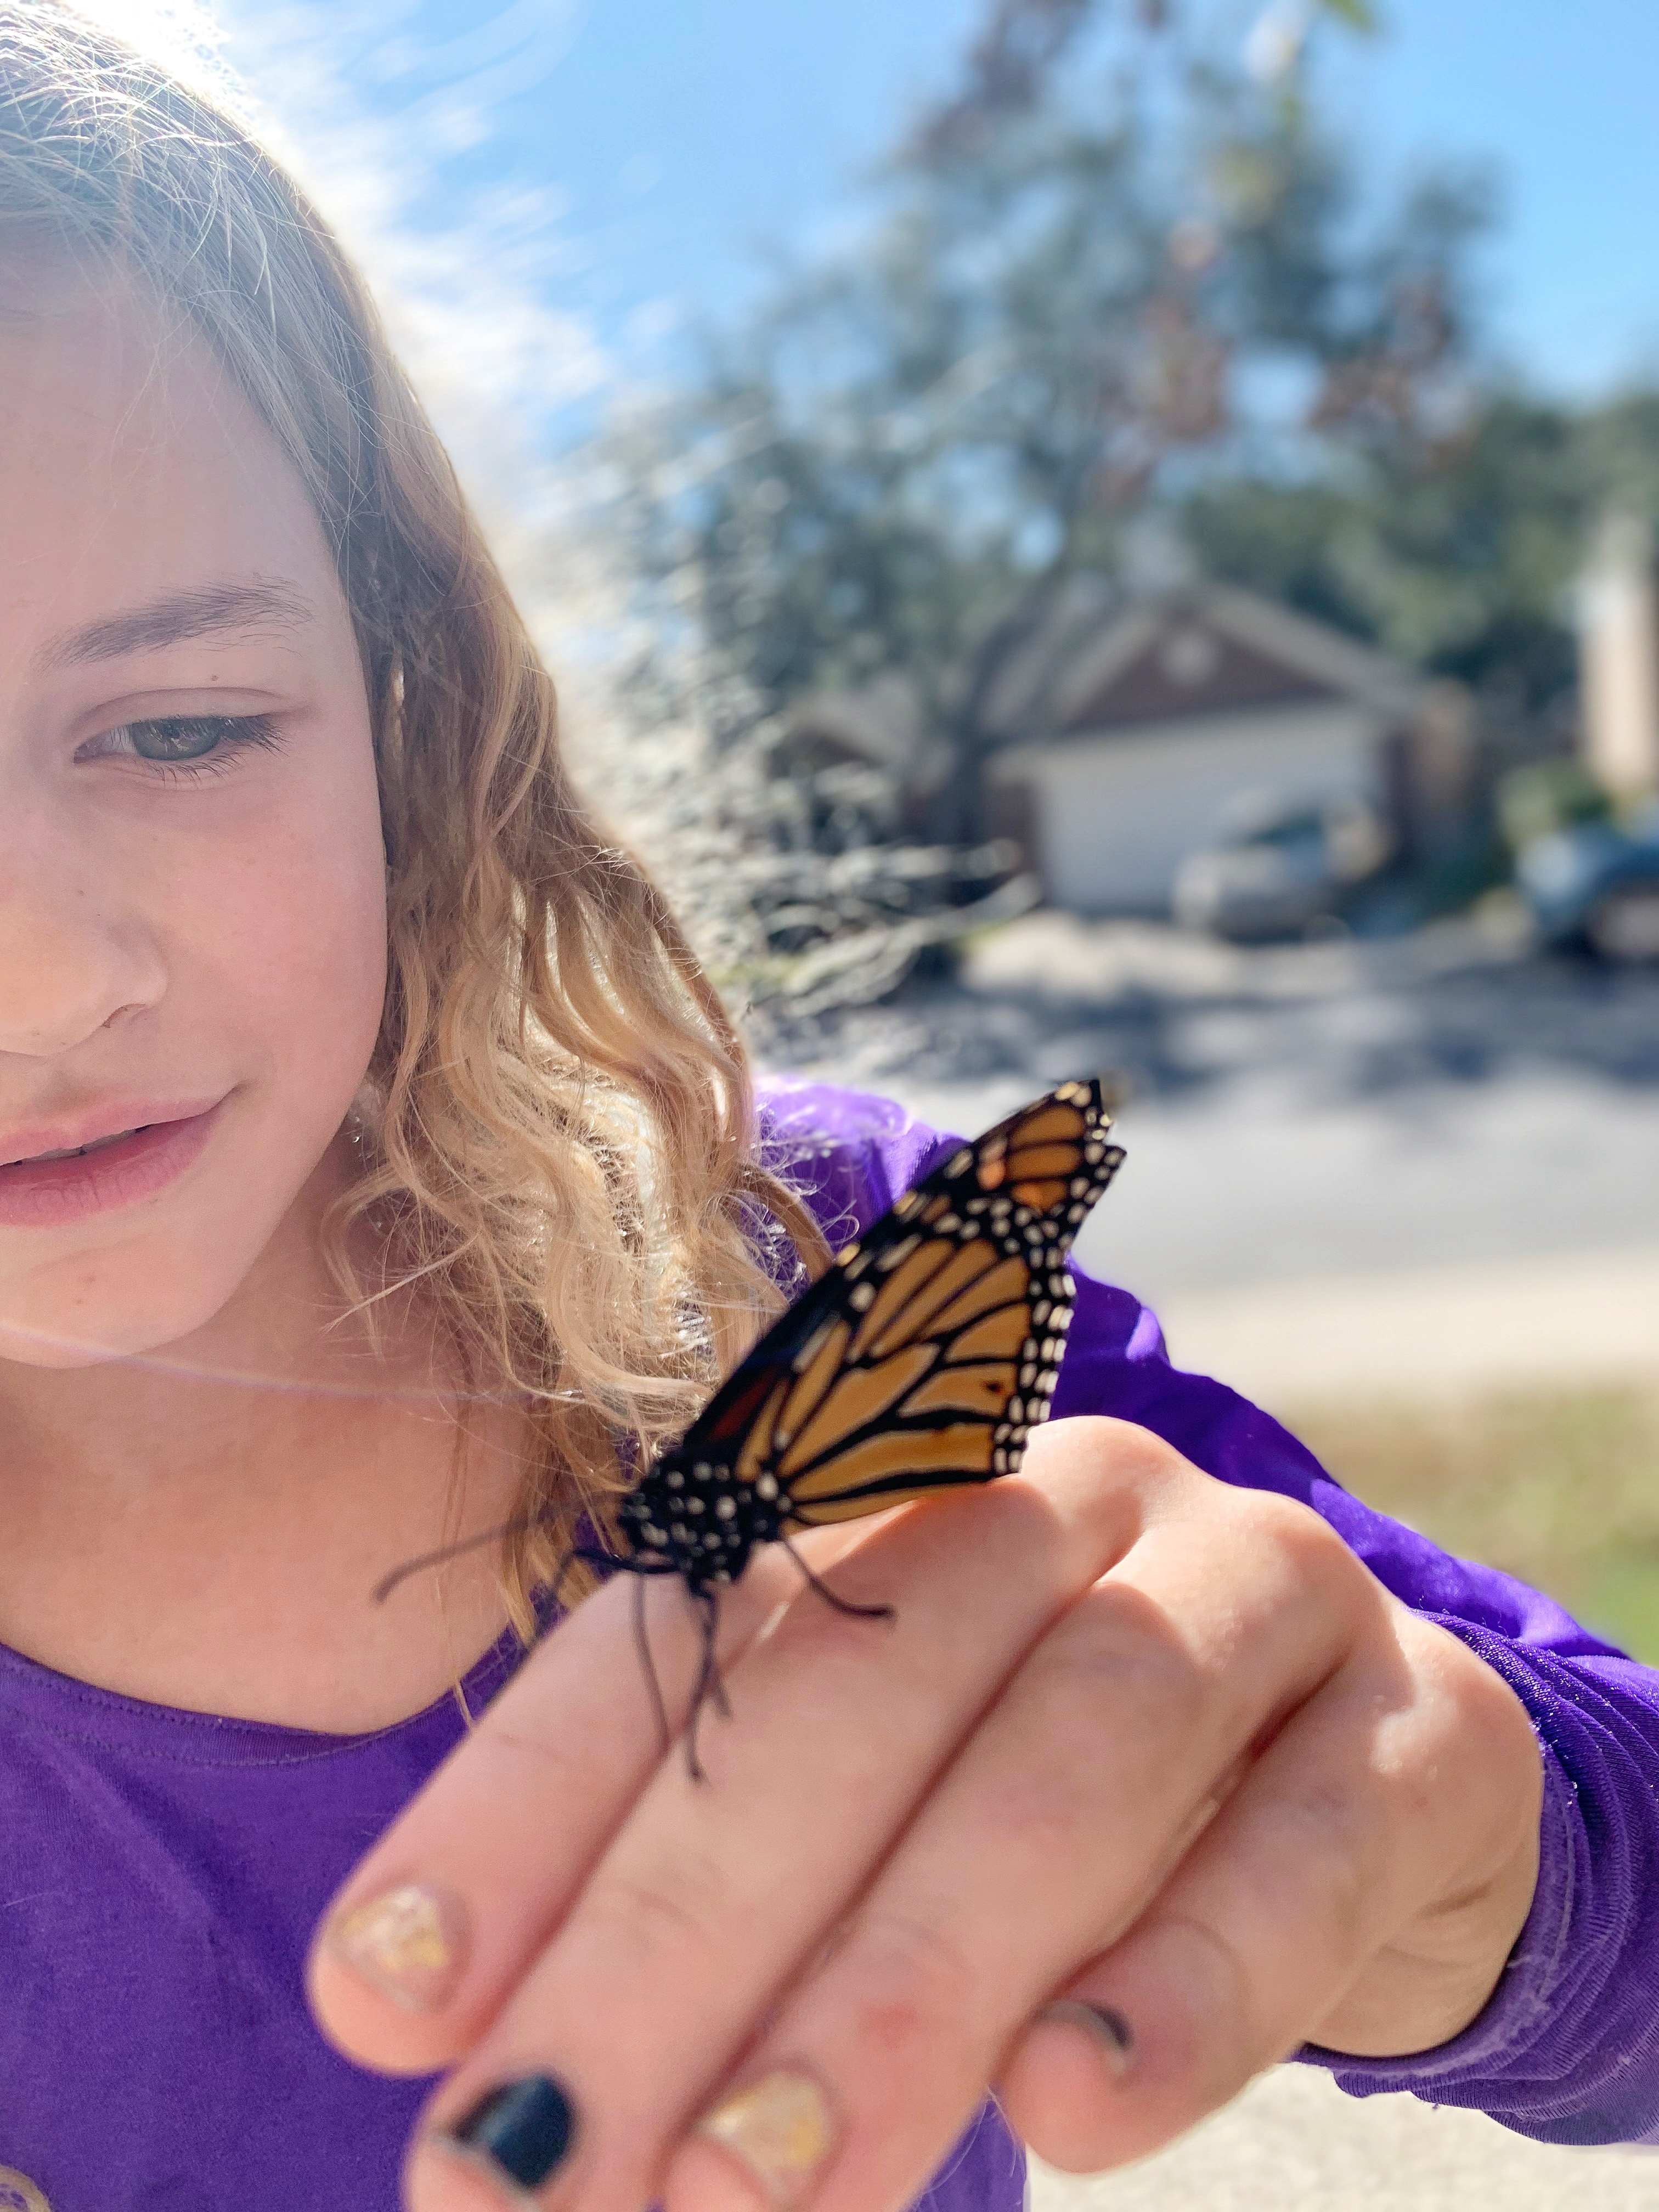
[1289,1384,1659,1662]
[1185,391,1659,742]
[611,0,1496,814]
[1495,759,1613,850]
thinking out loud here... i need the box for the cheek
[201,766,388,1093]
[0,741,391,1370]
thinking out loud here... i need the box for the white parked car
[1172,797,1392,940]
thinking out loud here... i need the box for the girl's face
[0,263,389,1368]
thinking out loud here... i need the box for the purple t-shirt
[2,1079,1657,2209]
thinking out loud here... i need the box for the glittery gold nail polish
[697,2069,837,2207]
[329,1881,467,2012]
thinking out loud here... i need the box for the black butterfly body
[371,1081,1126,1769]
[610,1078,1125,1599]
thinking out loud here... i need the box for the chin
[0,1222,283,1372]
[0,1286,236,1370]
[0,1327,139,1372]
[0,1110,363,1375]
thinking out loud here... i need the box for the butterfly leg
[535,1541,596,1636]
[780,1533,896,1624]
[682,1587,729,1783]
[631,1571,673,1761]
[707,1614,733,1723]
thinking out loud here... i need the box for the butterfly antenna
[780,1534,896,1624]
[373,1505,561,1605]
[545,1538,626,1621]
[631,1573,673,1762]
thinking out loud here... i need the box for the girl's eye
[79,713,281,775]
[131,716,241,763]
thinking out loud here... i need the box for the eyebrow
[37,578,316,671]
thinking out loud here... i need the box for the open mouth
[5,1125,149,1169]
[0,1103,227,1227]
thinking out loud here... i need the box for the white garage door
[1009,704,1379,912]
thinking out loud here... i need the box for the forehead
[0,259,337,657]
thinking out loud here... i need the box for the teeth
[5,1126,143,1169]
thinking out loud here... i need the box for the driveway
[1032,2065,1656,2212]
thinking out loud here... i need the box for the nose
[0,809,166,1056]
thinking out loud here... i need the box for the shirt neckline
[0,1081,883,1767]
[0,1610,529,1766]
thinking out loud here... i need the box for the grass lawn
[1283,1385,1659,1662]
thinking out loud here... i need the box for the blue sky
[1322,0,1659,394]
[203,0,1659,411]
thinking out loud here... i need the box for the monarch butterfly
[614,1077,1123,1596]
[377,1080,1124,1767]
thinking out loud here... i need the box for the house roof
[999,582,1421,744]
[778,673,955,796]
[777,580,1429,795]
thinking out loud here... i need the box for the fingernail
[329,1881,468,2012]
[697,2068,837,2207]
[1036,1999,1135,2079]
[443,2076,578,2192]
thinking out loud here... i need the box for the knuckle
[480,1722,587,1793]
[1159,1911,1255,2055]
[1397,1615,1544,1824]
[587,1853,727,1961]
[1061,1598,1209,1740]
[1410,1614,1515,1726]
[1030,1415,1190,1503]
[848,1910,981,2059]
[1234,1483,1329,1558]
[1101,1417,1192,1493]
[1233,1488,1367,1610]
[981,1736,1108,1850]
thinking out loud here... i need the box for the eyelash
[81,713,284,782]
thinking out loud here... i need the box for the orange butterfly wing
[678,1079,1124,1530]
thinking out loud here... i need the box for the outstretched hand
[308,1416,1543,2212]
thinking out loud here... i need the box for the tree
[1184,391,1659,760]
[611,0,1492,839]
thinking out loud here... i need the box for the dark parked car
[1516,806,1659,960]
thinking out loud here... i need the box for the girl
[0,9,1652,2211]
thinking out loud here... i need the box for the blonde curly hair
[0,1,828,1634]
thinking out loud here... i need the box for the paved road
[1150,1242,1659,1408]
[786,911,1659,1399]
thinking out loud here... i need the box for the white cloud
[74,1,637,677]
[69,3,605,472]
[62,1,719,851]
[216,2,608,434]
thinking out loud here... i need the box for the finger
[997,1610,1541,2175]
[400,1425,1146,2211]
[656,1479,1361,2212]
[309,1536,809,2072]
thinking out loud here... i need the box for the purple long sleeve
[761,1077,1659,2147]
[5,1077,1658,2212]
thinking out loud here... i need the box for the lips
[2,1124,146,1168]
[0,1099,228,1229]
[0,1096,219,1169]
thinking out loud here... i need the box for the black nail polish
[1077,2002,1133,2057]
[447,2075,577,2189]
[1037,1997,1135,2070]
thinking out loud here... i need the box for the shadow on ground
[772,910,1659,1109]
